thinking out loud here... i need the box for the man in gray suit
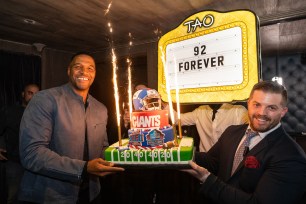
[184,81,306,204]
[19,52,124,203]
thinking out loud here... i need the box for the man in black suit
[184,80,306,204]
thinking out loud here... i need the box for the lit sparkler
[112,48,122,146]
[127,32,133,122]
[104,1,112,16]
[129,32,133,46]
[159,46,177,144]
[127,58,133,121]
[105,2,122,145]
[173,56,182,138]
[108,22,113,33]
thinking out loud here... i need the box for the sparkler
[112,49,122,146]
[159,46,178,144]
[104,1,112,16]
[106,2,122,146]
[127,58,133,121]
[127,32,133,121]
[173,56,182,138]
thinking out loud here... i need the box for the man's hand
[182,161,210,183]
[0,148,7,160]
[87,158,124,177]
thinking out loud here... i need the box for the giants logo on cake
[129,88,173,148]
[130,110,168,129]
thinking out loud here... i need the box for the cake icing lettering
[131,115,161,128]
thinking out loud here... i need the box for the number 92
[194,45,206,56]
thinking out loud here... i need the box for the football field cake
[105,136,194,168]
[105,88,194,168]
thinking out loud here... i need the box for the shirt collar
[247,123,281,140]
[65,83,91,104]
[211,103,227,113]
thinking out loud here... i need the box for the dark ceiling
[0,0,306,55]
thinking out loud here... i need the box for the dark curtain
[0,51,41,108]
[0,50,41,203]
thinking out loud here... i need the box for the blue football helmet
[133,89,161,111]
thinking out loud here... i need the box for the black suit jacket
[195,124,306,204]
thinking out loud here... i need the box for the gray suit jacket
[19,84,109,203]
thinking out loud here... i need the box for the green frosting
[105,137,194,164]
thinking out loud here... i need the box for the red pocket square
[245,156,260,168]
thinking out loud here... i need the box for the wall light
[272,76,283,85]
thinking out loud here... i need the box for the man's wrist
[200,172,211,184]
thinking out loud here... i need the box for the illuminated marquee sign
[158,10,260,103]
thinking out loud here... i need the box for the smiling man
[19,52,124,203]
[68,54,96,101]
[247,83,287,133]
[183,81,306,204]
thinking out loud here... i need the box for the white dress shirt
[235,123,282,155]
[249,123,281,150]
[173,103,249,152]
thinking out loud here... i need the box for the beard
[249,114,280,133]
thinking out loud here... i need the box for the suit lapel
[230,126,284,178]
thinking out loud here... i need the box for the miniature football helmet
[133,89,161,111]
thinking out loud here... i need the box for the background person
[19,53,124,203]
[183,80,306,204]
[175,103,249,152]
[164,102,249,152]
[0,83,39,204]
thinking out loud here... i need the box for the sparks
[159,46,175,125]
[127,32,133,123]
[104,1,112,16]
[173,56,182,138]
[127,58,133,122]
[112,48,122,145]
[173,56,181,120]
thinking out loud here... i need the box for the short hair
[24,83,40,92]
[70,51,95,62]
[249,81,287,106]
